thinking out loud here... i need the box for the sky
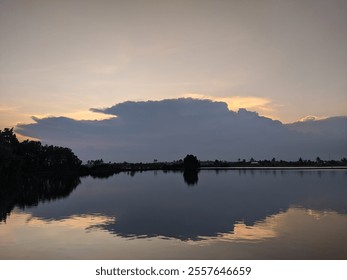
[1,0,346,161]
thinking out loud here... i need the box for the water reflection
[1,207,346,259]
[10,170,347,239]
[0,175,81,222]
[183,170,199,186]
[0,170,347,259]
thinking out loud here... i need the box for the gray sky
[1,0,346,130]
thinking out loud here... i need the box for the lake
[1,169,347,259]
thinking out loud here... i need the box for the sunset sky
[1,0,346,132]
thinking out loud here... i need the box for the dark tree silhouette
[0,128,22,176]
[183,154,200,171]
[0,128,19,146]
[0,128,82,177]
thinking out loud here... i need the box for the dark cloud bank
[16,98,347,162]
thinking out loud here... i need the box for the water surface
[1,170,346,259]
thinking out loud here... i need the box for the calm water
[1,170,347,259]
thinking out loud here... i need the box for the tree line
[1,127,346,180]
[0,128,82,178]
[0,128,201,178]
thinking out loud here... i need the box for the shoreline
[200,166,347,171]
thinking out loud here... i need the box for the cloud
[298,115,327,122]
[181,93,280,119]
[287,116,347,138]
[16,98,347,162]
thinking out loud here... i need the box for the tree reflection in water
[183,170,199,186]
[0,175,81,222]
